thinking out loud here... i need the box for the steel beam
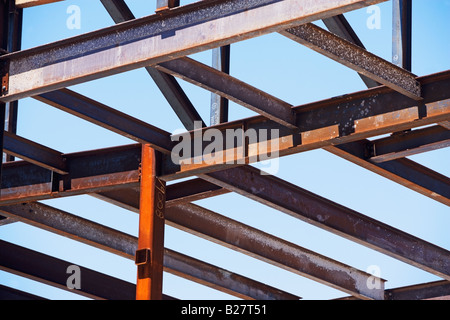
[0,239,139,300]
[0,285,47,300]
[3,131,68,174]
[100,0,206,131]
[211,45,230,125]
[337,280,450,300]
[199,165,450,281]
[15,0,63,8]
[155,57,297,128]
[279,23,421,100]
[164,249,300,300]
[440,121,450,130]
[324,141,450,206]
[3,0,22,162]
[94,179,229,211]
[392,0,412,71]
[0,0,386,102]
[166,203,385,300]
[135,145,166,300]
[0,143,141,205]
[34,89,174,153]
[322,14,379,88]
[368,125,450,163]
[385,280,450,300]
[0,202,297,300]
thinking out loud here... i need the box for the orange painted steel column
[135,144,166,300]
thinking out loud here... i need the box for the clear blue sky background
[0,0,449,300]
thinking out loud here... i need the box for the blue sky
[0,0,449,300]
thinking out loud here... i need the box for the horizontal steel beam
[368,125,450,163]
[440,121,450,130]
[0,284,47,300]
[280,23,421,100]
[0,202,298,300]
[325,139,450,207]
[338,280,450,300]
[385,280,450,300]
[166,203,385,300]
[0,143,141,205]
[0,0,386,102]
[155,57,297,128]
[3,131,68,174]
[322,14,380,88]
[15,0,63,8]
[34,89,173,153]
[0,239,140,300]
[199,165,450,281]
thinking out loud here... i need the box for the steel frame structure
[0,0,449,300]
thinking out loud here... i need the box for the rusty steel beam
[324,141,450,207]
[166,204,385,300]
[0,239,138,300]
[93,177,229,211]
[279,23,421,100]
[322,14,380,88]
[0,0,386,102]
[337,280,450,300]
[3,131,68,174]
[368,125,450,163]
[211,45,230,125]
[15,0,63,8]
[0,285,47,300]
[155,57,297,128]
[392,0,412,71]
[34,89,173,153]
[100,0,206,131]
[385,280,450,300]
[0,143,141,205]
[0,202,298,300]
[439,121,450,130]
[200,165,450,281]
[3,0,22,163]
[162,249,301,300]
[135,145,166,300]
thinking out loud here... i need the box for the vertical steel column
[0,0,9,182]
[135,144,166,300]
[156,0,179,12]
[210,45,230,125]
[3,0,22,162]
[393,0,412,71]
